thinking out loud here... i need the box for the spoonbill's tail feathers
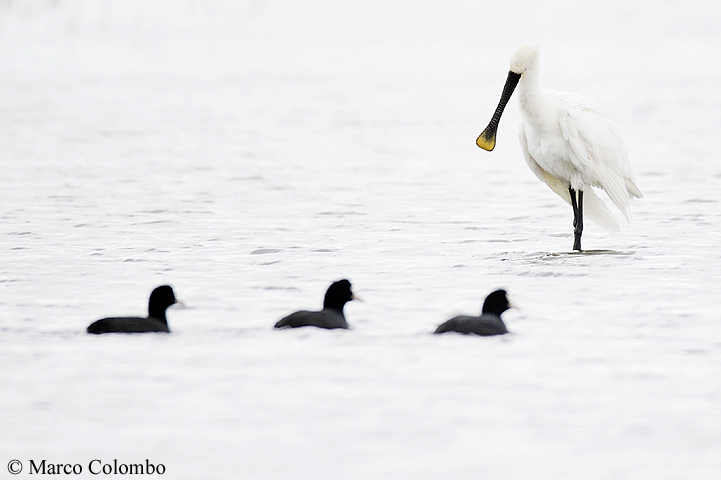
[626,178,643,199]
[593,161,643,226]
[581,188,622,233]
[597,164,634,224]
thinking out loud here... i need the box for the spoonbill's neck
[516,66,551,126]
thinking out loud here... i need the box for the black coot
[274,279,356,330]
[87,285,179,334]
[434,289,512,336]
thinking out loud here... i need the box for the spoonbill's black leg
[569,187,584,251]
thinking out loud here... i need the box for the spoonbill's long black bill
[476,71,521,151]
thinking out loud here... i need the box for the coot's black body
[434,289,511,336]
[274,279,355,330]
[87,285,179,334]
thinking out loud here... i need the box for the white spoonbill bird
[477,42,642,251]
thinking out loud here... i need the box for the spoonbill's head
[476,42,538,151]
[510,41,540,74]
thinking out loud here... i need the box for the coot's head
[481,289,513,316]
[148,285,179,318]
[323,279,356,312]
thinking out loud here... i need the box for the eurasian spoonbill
[434,289,512,336]
[477,42,642,251]
[274,279,357,329]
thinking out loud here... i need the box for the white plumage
[477,42,642,250]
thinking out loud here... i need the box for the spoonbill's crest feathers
[510,41,540,74]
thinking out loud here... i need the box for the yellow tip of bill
[476,129,496,151]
